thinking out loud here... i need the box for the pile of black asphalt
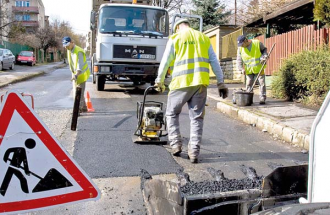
[140,165,264,196]
[180,177,263,195]
[180,165,263,195]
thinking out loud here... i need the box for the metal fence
[255,25,330,75]
[221,28,243,59]
[0,41,33,56]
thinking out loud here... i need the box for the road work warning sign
[0,91,100,214]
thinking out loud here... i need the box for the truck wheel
[96,75,105,91]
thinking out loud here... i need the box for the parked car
[17,51,36,66]
[0,48,15,71]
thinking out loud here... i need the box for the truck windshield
[98,6,168,37]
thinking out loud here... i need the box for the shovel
[8,159,73,193]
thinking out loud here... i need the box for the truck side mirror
[90,11,96,30]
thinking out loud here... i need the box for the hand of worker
[241,69,246,75]
[260,54,268,64]
[71,74,77,82]
[217,83,228,99]
[154,82,165,93]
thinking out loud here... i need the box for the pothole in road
[140,163,308,214]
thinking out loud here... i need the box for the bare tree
[236,0,293,25]
[35,26,58,53]
[20,33,39,48]
[154,0,192,14]
[0,1,25,39]
[50,19,85,48]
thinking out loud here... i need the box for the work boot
[188,150,199,163]
[188,155,198,163]
[171,146,182,156]
[259,97,266,105]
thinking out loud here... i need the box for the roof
[99,3,165,11]
[246,0,314,27]
[203,25,239,34]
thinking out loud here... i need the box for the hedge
[271,47,330,107]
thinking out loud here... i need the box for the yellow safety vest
[239,40,264,75]
[67,45,90,85]
[169,28,210,91]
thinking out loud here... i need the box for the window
[15,15,22,21]
[15,14,30,21]
[98,6,169,36]
[20,51,33,57]
[15,1,30,7]
[23,15,30,21]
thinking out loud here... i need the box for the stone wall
[220,59,244,82]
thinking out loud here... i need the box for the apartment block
[9,0,46,32]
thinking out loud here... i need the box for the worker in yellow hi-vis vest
[62,36,90,112]
[154,19,228,164]
[237,35,268,104]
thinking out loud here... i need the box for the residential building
[10,0,46,32]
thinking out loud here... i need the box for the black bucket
[234,90,254,106]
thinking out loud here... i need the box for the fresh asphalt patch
[72,114,181,178]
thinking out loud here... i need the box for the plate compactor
[132,86,168,144]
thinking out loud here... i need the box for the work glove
[154,82,165,93]
[241,69,246,75]
[217,83,228,99]
[260,54,268,64]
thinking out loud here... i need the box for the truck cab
[90,1,169,91]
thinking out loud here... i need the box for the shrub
[271,47,330,107]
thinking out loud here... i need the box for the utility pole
[235,0,237,26]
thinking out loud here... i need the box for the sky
[41,0,239,35]
[42,0,92,35]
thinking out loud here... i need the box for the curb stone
[214,99,309,151]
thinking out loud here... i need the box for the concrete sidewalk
[207,84,318,151]
[0,62,66,88]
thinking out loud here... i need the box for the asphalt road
[0,65,309,214]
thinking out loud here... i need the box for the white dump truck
[90,0,169,91]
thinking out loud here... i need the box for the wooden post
[266,23,270,38]
[71,87,81,131]
[235,0,237,26]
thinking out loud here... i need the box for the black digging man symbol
[0,138,73,196]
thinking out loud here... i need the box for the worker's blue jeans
[166,85,207,157]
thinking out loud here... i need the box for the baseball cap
[62,36,71,47]
[173,18,190,33]
[237,35,247,47]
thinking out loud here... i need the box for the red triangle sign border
[0,91,100,214]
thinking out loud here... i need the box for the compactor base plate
[132,135,167,145]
